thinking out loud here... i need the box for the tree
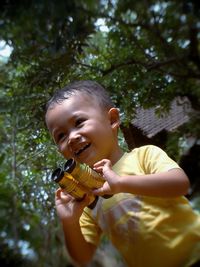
[75,0,200,119]
[0,0,101,266]
[0,0,200,266]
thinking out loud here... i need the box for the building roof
[132,97,192,138]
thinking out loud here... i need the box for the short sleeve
[137,145,181,174]
[79,208,102,246]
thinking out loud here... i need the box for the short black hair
[46,80,114,112]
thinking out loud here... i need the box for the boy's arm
[62,219,96,264]
[55,189,96,264]
[93,160,190,198]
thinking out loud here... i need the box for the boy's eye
[57,133,65,141]
[75,118,85,127]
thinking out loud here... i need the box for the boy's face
[46,92,120,166]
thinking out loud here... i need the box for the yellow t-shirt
[79,145,200,267]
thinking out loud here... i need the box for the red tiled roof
[132,97,192,137]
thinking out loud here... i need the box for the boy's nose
[59,132,82,158]
[67,132,81,146]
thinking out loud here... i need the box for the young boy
[45,80,200,267]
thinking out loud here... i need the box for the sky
[0,40,13,62]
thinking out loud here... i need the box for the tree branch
[189,24,200,69]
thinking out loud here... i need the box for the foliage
[0,237,35,267]
[0,0,200,266]
[75,0,200,121]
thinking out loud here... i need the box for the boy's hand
[55,188,91,223]
[92,159,121,196]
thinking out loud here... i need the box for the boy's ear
[108,108,120,129]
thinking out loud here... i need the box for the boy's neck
[111,147,124,165]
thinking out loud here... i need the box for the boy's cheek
[58,145,70,159]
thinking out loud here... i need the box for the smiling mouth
[74,143,90,156]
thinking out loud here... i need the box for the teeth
[75,143,90,156]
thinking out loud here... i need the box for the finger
[55,188,73,203]
[60,190,73,202]
[93,159,110,168]
[93,165,103,173]
[55,188,62,199]
[93,160,112,174]
[93,187,105,196]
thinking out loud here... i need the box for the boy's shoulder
[129,145,170,162]
[130,144,163,154]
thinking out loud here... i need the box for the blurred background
[0,0,200,266]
